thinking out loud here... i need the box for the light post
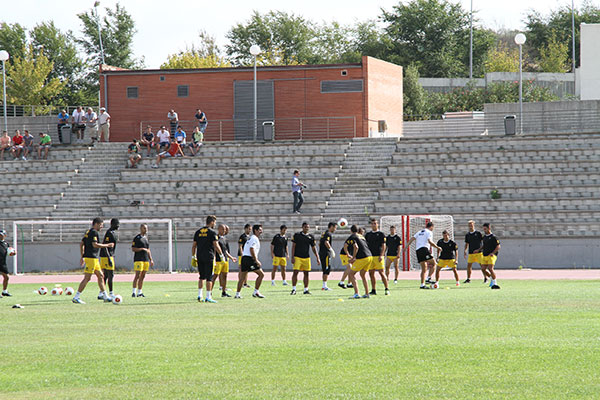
[571,0,577,94]
[514,33,526,134]
[93,1,106,111]
[250,45,261,141]
[0,50,9,133]
[469,0,473,80]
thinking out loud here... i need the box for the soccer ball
[64,287,74,296]
[112,295,123,305]
[38,287,48,295]
[51,287,63,296]
[337,218,348,228]
[7,247,16,256]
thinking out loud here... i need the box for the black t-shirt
[216,236,230,262]
[128,143,138,153]
[319,231,332,257]
[100,229,118,257]
[195,112,206,122]
[292,232,315,259]
[143,132,154,141]
[193,226,218,261]
[0,240,8,267]
[365,231,386,256]
[238,233,249,256]
[386,234,402,256]
[132,234,150,262]
[482,234,500,256]
[465,231,483,254]
[437,239,458,260]
[82,228,100,259]
[345,233,372,259]
[271,234,288,258]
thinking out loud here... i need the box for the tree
[311,22,359,64]
[538,34,570,73]
[403,64,429,118]
[161,52,231,69]
[0,22,27,61]
[484,45,520,73]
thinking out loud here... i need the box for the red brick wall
[364,57,404,137]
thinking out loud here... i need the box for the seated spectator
[189,126,204,156]
[128,139,142,168]
[22,130,35,160]
[195,109,208,133]
[37,132,52,160]
[0,131,11,161]
[57,109,69,144]
[139,126,157,156]
[152,138,184,168]
[174,126,186,147]
[156,126,170,151]
[11,130,24,160]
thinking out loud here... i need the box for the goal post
[380,215,454,271]
[11,219,173,275]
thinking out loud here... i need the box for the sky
[0,0,586,68]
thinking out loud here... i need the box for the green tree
[0,22,27,61]
[484,45,520,73]
[311,22,359,64]
[537,34,570,73]
[161,52,231,69]
[403,64,429,118]
[352,21,393,61]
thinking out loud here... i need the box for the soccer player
[212,223,236,298]
[72,218,114,304]
[403,221,441,289]
[99,218,119,300]
[385,225,402,284]
[270,225,289,286]
[365,219,389,296]
[318,222,337,291]
[435,230,460,287]
[478,223,501,289]
[464,220,489,283]
[131,224,154,298]
[238,224,251,288]
[291,222,320,295]
[0,230,13,297]
[236,224,266,298]
[344,225,372,299]
[192,215,225,303]
[337,244,350,289]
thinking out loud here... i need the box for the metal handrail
[0,105,98,117]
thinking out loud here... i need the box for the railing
[0,105,97,117]
[139,116,357,141]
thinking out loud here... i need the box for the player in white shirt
[235,224,265,298]
[403,221,441,289]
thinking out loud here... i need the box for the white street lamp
[94,1,106,111]
[250,45,261,141]
[514,33,526,134]
[0,50,9,133]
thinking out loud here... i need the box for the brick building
[99,56,403,142]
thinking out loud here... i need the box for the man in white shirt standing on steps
[71,106,85,144]
[98,108,111,142]
[83,107,98,143]
[292,170,305,214]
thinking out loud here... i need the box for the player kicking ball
[464,220,490,284]
[193,215,225,303]
[477,223,501,290]
[345,225,372,299]
[236,224,266,298]
[385,225,402,284]
[72,218,114,304]
[365,218,389,295]
[270,225,289,286]
[131,224,154,298]
[318,222,337,291]
[403,221,441,289]
[434,230,460,287]
[212,224,237,298]
[99,218,119,300]
[290,222,320,295]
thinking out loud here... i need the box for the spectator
[11,130,24,160]
[57,109,69,144]
[71,106,86,144]
[83,107,98,143]
[127,139,142,168]
[167,109,178,134]
[189,126,204,156]
[98,107,111,142]
[152,138,184,168]
[22,130,34,160]
[37,132,52,160]
[292,170,305,214]
[195,108,208,133]
[139,126,157,156]
[0,131,11,161]
[156,125,170,150]
[174,126,186,147]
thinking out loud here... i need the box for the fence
[0,105,97,117]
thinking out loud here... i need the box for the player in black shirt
[291,222,320,295]
[477,223,501,289]
[318,222,337,291]
[463,220,490,283]
[0,230,13,297]
[385,225,402,284]
[212,224,236,298]
[192,215,225,303]
[365,219,389,296]
[435,230,460,287]
[270,225,289,286]
[344,225,372,298]
[131,224,154,298]
[238,224,251,288]
[99,218,119,300]
[72,218,114,304]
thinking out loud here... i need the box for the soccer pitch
[2,280,599,399]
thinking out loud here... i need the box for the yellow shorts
[340,254,349,266]
[100,257,115,270]
[134,261,150,272]
[369,256,384,270]
[214,261,229,274]
[387,256,399,262]
[438,259,457,269]
[293,257,311,271]
[481,255,497,266]
[351,256,372,272]
[83,258,101,274]
[467,253,483,264]
[273,256,287,267]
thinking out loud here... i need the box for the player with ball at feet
[403,221,441,289]
[0,229,14,297]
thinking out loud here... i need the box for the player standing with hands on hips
[131,224,154,298]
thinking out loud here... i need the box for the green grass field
[1,279,599,399]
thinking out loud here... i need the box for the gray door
[233,80,274,140]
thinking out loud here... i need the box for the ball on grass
[38,287,48,295]
[64,287,74,296]
[112,295,123,305]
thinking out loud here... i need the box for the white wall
[579,24,600,100]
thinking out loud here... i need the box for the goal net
[10,219,173,275]
[380,215,454,271]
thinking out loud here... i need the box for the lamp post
[0,50,9,133]
[571,0,577,94]
[469,0,473,80]
[514,33,526,134]
[93,1,106,111]
[249,45,261,141]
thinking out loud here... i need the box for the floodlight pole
[253,54,257,141]
[469,0,473,80]
[572,0,577,94]
[518,43,523,134]
[94,2,106,112]
[2,59,7,133]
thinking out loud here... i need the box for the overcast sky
[1,0,586,68]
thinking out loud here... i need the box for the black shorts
[416,247,433,263]
[241,256,260,272]
[0,264,8,274]
[197,257,214,280]
[319,253,331,274]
